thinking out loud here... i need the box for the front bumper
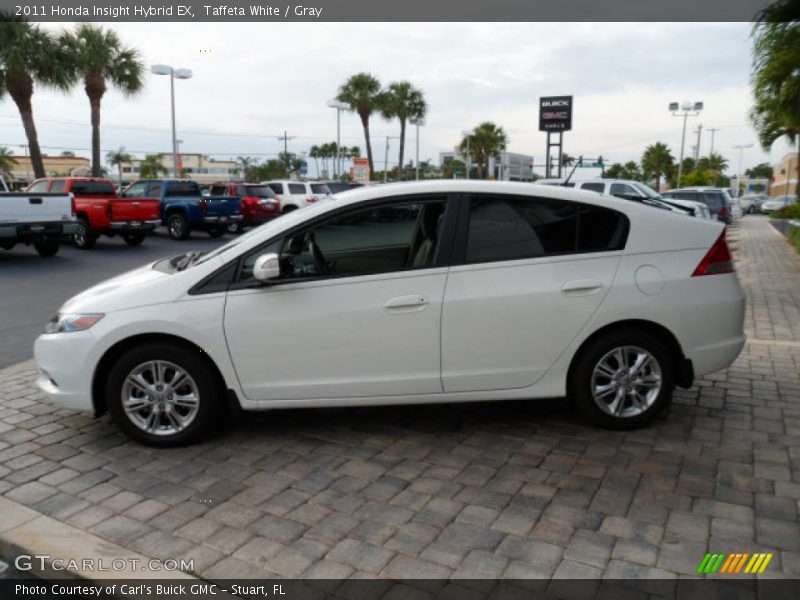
[0,221,79,241]
[107,220,160,232]
[34,331,96,412]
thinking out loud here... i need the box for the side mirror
[253,253,281,282]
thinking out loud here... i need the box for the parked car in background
[122,179,242,240]
[264,180,330,213]
[760,194,797,215]
[34,181,745,445]
[662,188,735,224]
[738,194,767,214]
[1,186,77,256]
[558,179,694,217]
[207,182,281,233]
[25,178,160,249]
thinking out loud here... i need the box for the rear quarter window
[288,183,306,195]
[267,183,284,195]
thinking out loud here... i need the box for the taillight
[306,196,317,203]
[242,196,258,206]
[720,206,729,217]
[106,203,113,219]
[199,198,208,215]
[692,229,734,277]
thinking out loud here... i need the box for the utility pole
[277,131,295,170]
[707,127,720,155]
[693,124,703,161]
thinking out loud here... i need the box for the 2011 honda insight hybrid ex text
[34,181,746,446]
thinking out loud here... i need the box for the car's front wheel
[106,343,221,446]
[570,330,674,429]
[73,218,97,249]
[167,214,190,240]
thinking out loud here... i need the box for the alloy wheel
[121,360,200,436]
[590,345,662,418]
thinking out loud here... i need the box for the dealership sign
[352,157,370,184]
[539,96,573,132]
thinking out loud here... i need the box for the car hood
[58,256,223,315]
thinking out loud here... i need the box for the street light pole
[151,64,192,179]
[410,118,425,181]
[383,136,398,183]
[327,100,348,180]
[733,143,754,197]
[461,130,472,180]
[669,101,703,189]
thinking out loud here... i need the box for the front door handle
[562,279,603,296]
[384,295,429,312]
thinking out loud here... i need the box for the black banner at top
[0,0,776,22]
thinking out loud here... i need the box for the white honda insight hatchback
[34,181,746,445]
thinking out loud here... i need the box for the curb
[0,497,197,583]
[0,359,36,379]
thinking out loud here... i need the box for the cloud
[0,21,780,177]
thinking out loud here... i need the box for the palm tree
[750,1,800,198]
[641,142,674,191]
[459,122,508,179]
[697,152,729,185]
[139,154,167,179]
[336,73,382,175]
[236,156,255,180]
[106,146,132,184]
[60,150,76,157]
[308,145,321,178]
[380,81,427,179]
[0,145,15,180]
[60,24,144,177]
[0,17,71,178]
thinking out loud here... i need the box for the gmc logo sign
[539,95,573,132]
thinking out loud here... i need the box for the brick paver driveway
[1,217,798,580]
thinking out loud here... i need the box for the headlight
[44,313,104,334]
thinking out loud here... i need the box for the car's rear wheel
[167,214,190,240]
[33,239,59,256]
[748,205,756,214]
[282,205,297,214]
[570,330,674,429]
[73,218,97,249]
[106,343,221,446]
[122,233,145,246]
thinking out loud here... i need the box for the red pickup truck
[25,177,161,249]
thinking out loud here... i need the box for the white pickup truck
[0,176,79,256]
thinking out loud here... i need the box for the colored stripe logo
[697,552,773,574]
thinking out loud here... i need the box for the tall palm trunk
[86,73,107,177]
[117,164,123,185]
[359,111,374,175]
[398,118,406,180]
[7,73,46,178]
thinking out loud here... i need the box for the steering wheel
[306,234,331,276]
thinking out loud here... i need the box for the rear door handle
[29,197,42,205]
[562,279,603,296]
[384,295,429,311]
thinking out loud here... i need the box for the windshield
[238,185,275,198]
[193,221,273,266]
[632,182,661,200]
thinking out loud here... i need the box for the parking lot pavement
[0,216,798,580]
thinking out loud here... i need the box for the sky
[0,21,793,179]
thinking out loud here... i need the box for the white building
[439,149,534,181]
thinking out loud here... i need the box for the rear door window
[702,192,723,211]
[464,195,627,264]
[27,181,50,193]
[288,183,306,195]
[209,185,227,196]
[165,181,200,196]
[267,183,284,195]
[70,181,115,195]
[123,182,148,198]
[49,181,66,193]
[580,182,605,194]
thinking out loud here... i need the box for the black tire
[72,218,97,249]
[106,342,222,446]
[208,228,225,238]
[33,239,60,257]
[748,206,756,214]
[122,233,145,246]
[0,241,14,251]
[282,205,297,214]
[167,214,190,241]
[226,221,244,234]
[569,329,674,430]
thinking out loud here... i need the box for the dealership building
[439,149,534,181]
[119,153,240,185]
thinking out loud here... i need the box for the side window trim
[224,194,459,291]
